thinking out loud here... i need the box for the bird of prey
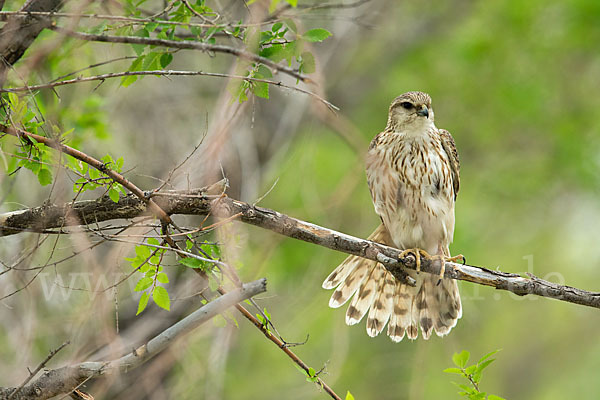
[322,91,463,341]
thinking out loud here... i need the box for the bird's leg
[433,245,466,285]
[397,248,432,274]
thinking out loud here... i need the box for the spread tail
[322,224,461,341]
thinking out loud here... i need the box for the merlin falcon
[323,91,463,341]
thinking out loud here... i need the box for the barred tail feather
[327,259,373,308]
[323,225,462,341]
[346,264,383,325]
[366,270,394,337]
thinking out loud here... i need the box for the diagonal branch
[0,124,174,227]
[1,186,599,309]
[0,279,267,400]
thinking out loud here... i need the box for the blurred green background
[2,0,600,399]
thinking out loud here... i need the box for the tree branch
[0,0,65,83]
[0,279,267,400]
[0,69,338,110]
[48,26,311,83]
[1,186,599,309]
[0,124,174,227]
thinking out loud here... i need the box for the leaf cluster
[126,237,171,314]
[444,350,504,400]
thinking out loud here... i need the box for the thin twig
[48,26,311,83]
[0,70,338,110]
[8,341,70,399]
[0,10,274,28]
[0,125,175,227]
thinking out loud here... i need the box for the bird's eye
[400,102,413,109]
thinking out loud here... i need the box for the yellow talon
[436,254,465,285]
[398,248,432,274]
[446,254,466,264]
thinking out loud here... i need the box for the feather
[346,264,382,325]
[366,269,394,337]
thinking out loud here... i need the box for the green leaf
[283,18,297,33]
[302,28,331,43]
[145,22,159,32]
[132,28,150,55]
[134,276,153,291]
[156,272,169,284]
[136,292,150,315]
[153,286,170,311]
[272,22,283,32]
[478,349,501,363]
[465,365,477,375]
[257,65,273,78]
[89,167,100,180]
[488,395,506,400]
[135,244,151,259]
[37,168,52,186]
[307,367,316,377]
[121,56,145,87]
[284,0,297,6]
[452,382,475,394]
[260,44,285,61]
[160,53,173,68]
[142,51,162,70]
[472,371,482,385]
[300,51,315,73]
[476,359,495,374]
[453,350,470,368]
[109,187,120,203]
[443,368,463,374]
[252,81,269,99]
[284,40,300,64]
[345,392,355,400]
[147,237,160,246]
[178,257,203,268]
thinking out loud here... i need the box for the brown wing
[438,128,460,199]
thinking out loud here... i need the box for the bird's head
[387,91,434,132]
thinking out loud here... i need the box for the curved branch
[0,279,267,400]
[48,26,311,83]
[1,187,599,309]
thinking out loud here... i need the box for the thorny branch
[1,184,600,310]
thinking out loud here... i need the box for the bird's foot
[446,254,466,264]
[397,248,433,274]
[433,254,466,286]
[376,253,417,287]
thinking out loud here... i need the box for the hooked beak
[417,105,429,118]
